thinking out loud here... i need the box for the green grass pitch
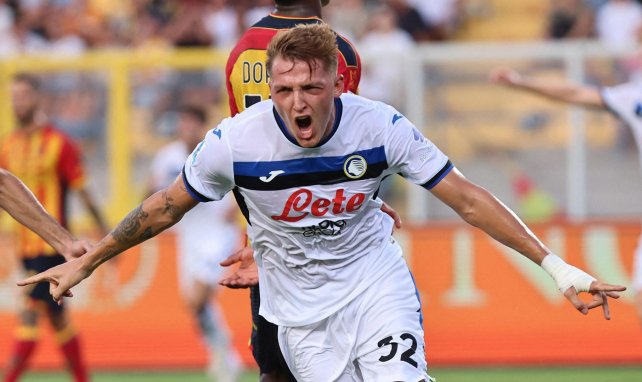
[18,366,642,381]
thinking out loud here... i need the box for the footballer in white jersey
[150,140,239,291]
[148,106,243,381]
[601,82,642,172]
[183,93,452,327]
[184,93,447,379]
[601,83,642,292]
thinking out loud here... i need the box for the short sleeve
[601,82,642,143]
[383,106,453,189]
[182,121,236,202]
[602,82,642,122]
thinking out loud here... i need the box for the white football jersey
[183,93,453,326]
[601,82,642,170]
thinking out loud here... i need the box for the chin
[296,138,317,148]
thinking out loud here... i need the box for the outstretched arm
[0,169,89,259]
[17,174,198,301]
[489,67,605,108]
[430,168,626,319]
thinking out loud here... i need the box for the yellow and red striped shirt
[0,124,86,257]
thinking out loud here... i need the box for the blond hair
[266,23,338,77]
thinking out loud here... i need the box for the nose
[293,90,306,112]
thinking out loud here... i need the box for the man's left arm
[429,168,626,319]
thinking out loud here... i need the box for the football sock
[198,303,229,352]
[56,326,89,382]
[3,326,39,382]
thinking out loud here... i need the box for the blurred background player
[489,66,642,326]
[0,168,90,260]
[147,104,242,382]
[223,1,362,381]
[0,73,108,382]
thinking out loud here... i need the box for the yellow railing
[0,48,229,222]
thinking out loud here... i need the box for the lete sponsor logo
[271,188,366,222]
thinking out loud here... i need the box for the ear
[334,74,344,97]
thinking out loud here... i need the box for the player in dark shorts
[1,73,107,382]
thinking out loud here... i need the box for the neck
[274,4,322,18]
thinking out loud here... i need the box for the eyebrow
[272,81,325,91]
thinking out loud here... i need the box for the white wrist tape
[541,254,596,293]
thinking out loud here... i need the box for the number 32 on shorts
[377,333,419,367]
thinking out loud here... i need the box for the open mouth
[295,116,312,128]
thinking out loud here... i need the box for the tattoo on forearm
[139,227,153,241]
[103,244,120,261]
[112,205,149,242]
[161,191,181,220]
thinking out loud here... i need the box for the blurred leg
[49,310,89,382]
[188,280,240,382]
[3,301,39,382]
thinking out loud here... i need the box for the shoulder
[254,14,322,29]
[230,100,274,125]
[335,32,359,68]
[339,94,406,139]
[341,93,394,119]
[214,100,275,138]
[43,124,69,138]
[603,81,641,104]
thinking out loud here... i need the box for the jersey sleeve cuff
[421,160,453,190]
[182,167,213,202]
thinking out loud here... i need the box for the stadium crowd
[0,0,462,57]
[3,0,642,58]
[4,0,642,144]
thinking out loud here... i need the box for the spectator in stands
[202,0,240,49]
[595,0,642,49]
[0,0,17,57]
[162,0,213,48]
[384,0,443,41]
[545,0,595,39]
[243,0,274,29]
[358,4,414,109]
[595,0,642,82]
[324,0,369,40]
[39,5,87,56]
[407,0,463,40]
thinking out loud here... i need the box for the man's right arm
[489,67,605,108]
[17,174,199,301]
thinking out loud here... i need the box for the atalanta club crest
[343,155,367,179]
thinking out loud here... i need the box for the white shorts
[177,226,239,294]
[278,239,433,382]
